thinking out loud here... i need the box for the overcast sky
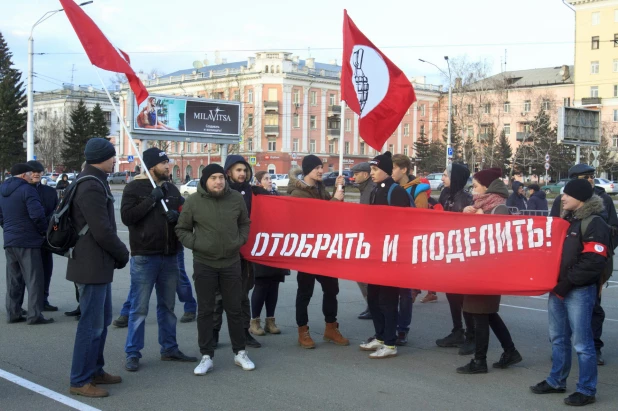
[2,0,575,92]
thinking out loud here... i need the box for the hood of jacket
[0,177,28,197]
[287,167,304,195]
[531,189,546,200]
[224,155,253,182]
[562,194,605,220]
[512,181,524,193]
[486,179,509,198]
[449,163,470,199]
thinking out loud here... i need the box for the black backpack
[45,175,112,257]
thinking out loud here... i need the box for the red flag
[341,10,416,151]
[59,0,148,105]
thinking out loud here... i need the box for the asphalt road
[1,212,618,410]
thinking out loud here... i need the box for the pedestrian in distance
[506,181,528,212]
[526,184,548,213]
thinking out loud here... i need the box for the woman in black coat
[249,171,289,336]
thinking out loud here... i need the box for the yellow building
[568,0,618,141]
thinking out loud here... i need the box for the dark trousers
[251,278,280,318]
[41,248,53,303]
[296,272,339,327]
[397,288,413,332]
[193,261,245,358]
[213,259,253,331]
[592,294,604,351]
[368,284,399,346]
[472,313,515,361]
[446,293,475,337]
[5,247,43,323]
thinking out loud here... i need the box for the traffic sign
[249,156,256,165]
[592,150,600,159]
[291,152,297,160]
[544,163,550,170]
[128,155,134,163]
[447,147,453,156]
[545,154,550,162]
[33,155,37,160]
[592,159,600,168]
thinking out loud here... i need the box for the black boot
[245,329,262,348]
[212,329,219,349]
[493,349,522,369]
[64,306,81,317]
[436,328,465,347]
[357,308,372,320]
[395,331,408,346]
[456,359,488,374]
[458,334,475,355]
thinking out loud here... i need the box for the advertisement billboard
[557,107,600,146]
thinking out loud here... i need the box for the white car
[180,179,200,197]
[272,174,289,190]
[560,178,615,195]
[425,173,444,191]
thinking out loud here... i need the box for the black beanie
[302,154,323,176]
[10,163,34,176]
[143,147,169,170]
[84,138,116,164]
[202,164,225,181]
[369,151,393,175]
[564,179,593,202]
[26,160,45,172]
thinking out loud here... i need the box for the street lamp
[419,56,452,168]
[180,150,184,183]
[27,1,94,161]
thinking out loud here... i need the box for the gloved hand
[115,253,130,270]
[150,187,164,202]
[165,210,180,223]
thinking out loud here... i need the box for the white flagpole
[338,100,346,191]
[94,69,168,212]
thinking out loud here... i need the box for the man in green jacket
[176,164,254,375]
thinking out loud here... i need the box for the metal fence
[507,207,549,217]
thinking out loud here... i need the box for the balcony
[264,101,279,112]
[581,97,602,106]
[328,105,342,117]
[264,125,279,135]
[516,132,532,142]
[327,128,341,140]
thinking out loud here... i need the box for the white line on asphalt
[500,304,618,322]
[0,369,100,411]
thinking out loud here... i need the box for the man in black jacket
[27,160,59,311]
[506,181,527,212]
[68,138,130,398]
[360,152,411,359]
[121,148,197,372]
[549,163,618,366]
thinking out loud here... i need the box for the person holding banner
[530,179,609,406]
[359,152,412,359]
[457,168,521,374]
[288,155,348,349]
[436,163,476,355]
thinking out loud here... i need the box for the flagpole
[94,69,169,212]
[338,101,346,191]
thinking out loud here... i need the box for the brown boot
[323,322,350,346]
[249,318,266,336]
[69,383,109,398]
[92,372,122,385]
[264,317,281,334]
[298,325,316,349]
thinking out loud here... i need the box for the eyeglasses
[577,174,595,180]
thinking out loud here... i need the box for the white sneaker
[369,345,398,359]
[194,355,213,375]
[360,338,384,351]
[234,350,255,371]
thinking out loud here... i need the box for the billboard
[557,106,600,146]
[133,94,241,137]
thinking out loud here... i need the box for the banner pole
[94,69,168,211]
[338,101,346,191]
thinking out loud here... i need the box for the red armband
[582,242,607,257]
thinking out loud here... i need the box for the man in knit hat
[119,147,196,372]
[359,151,411,359]
[176,163,254,375]
[530,179,609,407]
[68,138,129,397]
[288,154,349,348]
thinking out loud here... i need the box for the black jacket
[553,195,610,297]
[121,176,182,256]
[224,155,253,215]
[34,183,58,224]
[56,179,70,191]
[506,181,527,211]
[370,177,412,207]
[66,165,129,284]
[0,177,47,248]
[439,188,473,213]
[527,190,548,211]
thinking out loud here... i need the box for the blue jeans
[397,288,413,332]
[125,255,179,359]
[70,283,112,387]
[547,284,597,396]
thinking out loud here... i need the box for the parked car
[179,179,200,197]
[425,173,443,191]
[43,173,60,181]
[541,179,570,194]
[107,171,130,184]
[42,177,57,188]
[272,174,289,190]
[322,170,354,187]
[594,178,615,195]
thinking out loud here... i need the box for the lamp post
[27,1,94,161]
[419,56,452,168]
[180,150,184,183]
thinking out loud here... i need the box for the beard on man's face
[208,187,225,198]
[153,168,169,181]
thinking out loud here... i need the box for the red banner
[241,196,570,296]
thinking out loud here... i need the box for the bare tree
[35,115,65,171]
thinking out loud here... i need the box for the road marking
[0,369,101,411]
[500,303,618,322]
[118,230,129,233]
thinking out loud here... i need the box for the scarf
[472,193,506,213]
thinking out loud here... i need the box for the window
[174,142,179,153]
[504,102,510,113]
[564,97,571,107]
[310,140,316,153]
[614,59,618,72]
[614,85,618,97]
[293,139,299,152]
[345,118,351,132]
[265,114,278,126]
[592,11,600,25]
[344,142,350,154]
[268,139,276,152]
[504,123,511,135]
[524,100,531,113]
[293,114,300,128]
[484,103,491,114]
[403,124,409,136]
[233,90,240,101]
[248,89,253,103]
[420,105,426,116]
[591,86,599,97]
[592,36,600,50]
[267,88,277,101]
[330,94,336,106]
[201,144,205,153]
[524,124,531,133]
[403,145,409,156]
[614,110,618,122]
[467,125,474,137]
[310,91,317,105]
[388,144,394,153]
[542,100,551,110]
[186,143,192,153]
[467,104,474,115]
[213,92,224,99]
[247,139,253,152]
[591,61,599,74]
[452,106,458,116]
[613,135,618,148]
[420,125,425,136]
[293,89,300,104]
[247,113,253,127]
[328,142,335,154]
[360,142,365,155]
[310,115,317,129]
[103,111,112,127]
